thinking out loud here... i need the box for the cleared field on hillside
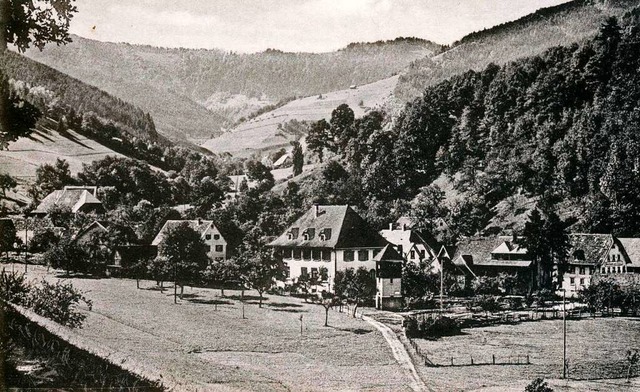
[201,76,398,156]
[11,264,411,391]
[412,318,640,391]
[0,128,127,180]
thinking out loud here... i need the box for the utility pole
[439,256,444,313]
[23,215,28,273]
[563,289,567,378]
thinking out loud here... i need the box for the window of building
[397,245,403,255]
[390,278,394,284]
[205,234,211,240]
[312,249,321,260]
[419,250,426,259]
[285,264,290,278]
[302,228,315,241]
[580,278,585,285]
[570,277,575,284]
[205,245,211,252]
[369,269,376,279]
[214,234,220,240]
[579,267,585,275]
[303,249,312,260]
[319,228,332,241]
[215,245,224,252]
[301,267,308,277]
[293,249,302,260]
[358,250,368,261]
[410,250,416,259]
[322,250,331,261]
[344,250,355,262]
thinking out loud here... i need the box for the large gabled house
[152,219,228,261]
[32,186,104,216]
[560,234,614,297]
[268,205,388,292]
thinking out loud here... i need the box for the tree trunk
[221,288,225,297]
[258,291,263,308]
[352,302,359,318]
[0,0,7,51]
[180,284,184,299]
[325,307,329,327]
[136,279,140,289]
[174,281,177,304]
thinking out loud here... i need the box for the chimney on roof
[389,223,393,230]
[198,218,202,225]
[402,223,407,231]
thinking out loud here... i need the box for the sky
[70,0,571,53]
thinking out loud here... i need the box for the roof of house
[33,186,102,214]
[268,205,388,249]
[272,153,291,167]
[452,236,509,264]
[473,259,533,268]
[568,233,613,266]
[73,221,111,242]
[374,244,404,262]
[615,238,640,267]
[379,228,434,257]
[152,220,223,246]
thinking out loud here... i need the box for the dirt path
[362,315,432,392]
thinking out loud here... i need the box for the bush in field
[42,240,87,275]
[0,270,31,306]
[404,315,461,339]
[147,256,171,288]
[475,295,501,315]
[28,228,60,253]
[27,279,92,328]
[524,378,553,392]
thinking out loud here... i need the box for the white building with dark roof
[152,219,228,261]
[379,223,437,269]
[268,205,388,291]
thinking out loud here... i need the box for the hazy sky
[70,0,571,53]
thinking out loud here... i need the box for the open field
[201,76,399,156]
[412,318,640,391]
[0,127,127,180]
[6,264,411,391]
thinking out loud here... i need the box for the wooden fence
[407,337,531,368]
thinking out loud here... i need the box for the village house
[32,186,104,216]
[268,205,388,292]
[379,222,437,269]
[374,244,404,310]
[559,234,614,297]
[152,219,228,261]
[72,220,111,246]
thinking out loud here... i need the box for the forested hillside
[294,7,640,239]
[394,0,636,102]
[0,52,159,142]
[23,36,439,142]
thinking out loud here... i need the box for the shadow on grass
[267,302,303,309]
[271,308,308,313]
[187,298,233,306]
[54,272,103,280]
[331,327,372,335]
[225,295,266,302]
[143,286,172,292]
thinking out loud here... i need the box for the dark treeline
[303,9,640,238]
[0,51,157,140]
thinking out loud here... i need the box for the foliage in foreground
[404,315,462,340]
[525,378,554,392]
[0,270,91,328]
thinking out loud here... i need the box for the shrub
[524,378,553,392]
[404,315,461,339]
[0,270,31,306]
[27,280,92,328]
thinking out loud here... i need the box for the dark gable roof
[452,236,508,264]
[33,187,102,214]
[568,233,613,265]
[152,220,222,246]
[374,244,403,262]
[268,205,387,249]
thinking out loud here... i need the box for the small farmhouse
[72,220,110,246]
[268,205,388,292]
[560,234,613,297]
[152,219,228,261]
[32,186,104,216]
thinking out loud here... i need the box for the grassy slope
[394,0,634,102]
[24,36,438,143]
[202,75,399,155]
[15,264,412,391]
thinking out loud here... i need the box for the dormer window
[302,228,315,241]
[319,228,332,241]
[287,228,300,240]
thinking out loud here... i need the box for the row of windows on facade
[492,254,528,261]
[293,266,377,280]
[205,234,221,241]
[286,228,332,241]
[569,277,587,286]
[601,265,628,274]
[282,248,373,262]
[395,245,426,260]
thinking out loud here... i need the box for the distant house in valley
[437,244,476,290]
[268,205,388,292]
[379,223,437,269]
[152,219,228,261]
[111,245,157,276]
[32,186,104,216]
[72,220,110,246]
[375,245,403,310]
[560,234,614,297]
[272,153,291,169]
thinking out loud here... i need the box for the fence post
[492,354,495,365]
[470,356,474,365]
[527,354,530,365]
[451,357,454,366]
